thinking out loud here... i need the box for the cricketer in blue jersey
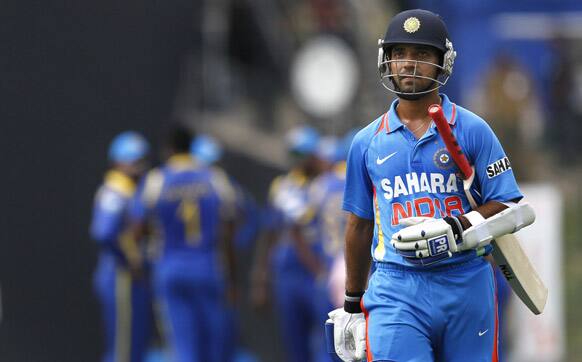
[305,136,349,315]
[190,133,261,362]
[90,131,153,362]
[130,125,237,362]
[308,131,358,309]
[328,10,525,362]
[251,125,327,362]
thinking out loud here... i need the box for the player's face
[117,158,149,179]
[389,44,440,93]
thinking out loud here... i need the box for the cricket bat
[428,104,548,315]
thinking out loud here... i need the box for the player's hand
[226,285,239,306]
[249,279,270,311]
[127,255,145,280]
[391,216,467,265]
[327,308,366,362]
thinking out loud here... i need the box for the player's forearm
[251,230,277,284]
[459,200,509,229]
[344,213,374,293]
[291,224,323,277]
[222,220,237,287]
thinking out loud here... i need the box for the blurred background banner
[510,184,565,362]
[2,0,582,361]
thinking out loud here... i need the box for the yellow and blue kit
[130,154,236,362]
[265,168,330,362]
[344,95,522,361]
[305,162,349,362]
[307,162,348,267]
[90,170,153,362]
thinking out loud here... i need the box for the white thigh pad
[462,202,536,250]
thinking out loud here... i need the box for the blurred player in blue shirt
[190,133,261,362]
[90,131,153,362]
[130,125,237,362]
[299,135,348,362]
[307,131,358,311]
[251,125,327,362]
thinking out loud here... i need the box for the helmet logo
[403,17,421,33]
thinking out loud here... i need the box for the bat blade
[492,236,548,314]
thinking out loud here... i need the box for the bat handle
[428,104,474,180]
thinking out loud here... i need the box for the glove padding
[391,216,468,264]
[327,308,366,362]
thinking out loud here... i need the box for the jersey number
[177,200,201,245]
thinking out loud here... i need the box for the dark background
[3,1,582,361]
[2,1,202,360]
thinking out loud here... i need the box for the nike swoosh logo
[478,329,488,336]
[376,151,398,165]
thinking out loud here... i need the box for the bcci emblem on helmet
[403,17,421,33]
[433,148,453,170]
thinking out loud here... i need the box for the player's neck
[396,92,441,123]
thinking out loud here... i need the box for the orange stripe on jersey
[374,112,389,135]
[360,299,373,362]
[491,264,499,362]
[450,103,457,125]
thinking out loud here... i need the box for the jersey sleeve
[90,187,125,245]
[209,166,237,221]
[464,118,523,203]
[129,169,164,222]
[297,177,324,226]
[263,176,285,230]
[342,130,374,220]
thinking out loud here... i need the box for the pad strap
[464,210,485,226]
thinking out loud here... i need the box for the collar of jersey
[384,93,457,134]
[288,168,308,186]
[167,153,198,170]
[104,170,136,197]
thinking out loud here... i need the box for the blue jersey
[343,94,522,267]
[130,154,235,260]
[90,170,138,263]
[229,177,261,250]
[306,162,347,266]
[267,169,320,274]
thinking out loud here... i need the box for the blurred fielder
[130,125,237,362]
[251,125,328,362]
[327,9,535,362]
[190,133,261,361]
[90,131,153,362]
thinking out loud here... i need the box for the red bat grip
[428,104,473,180]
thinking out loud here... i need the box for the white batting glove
[391,216,468,265]
[398,216,434,227]
[327,308,366,362]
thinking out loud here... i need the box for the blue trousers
[94,256,152,362]
[154,255,231,362]
[273,271,333,362]
[362,258,498,362]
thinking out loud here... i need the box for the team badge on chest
[433,148,454,170]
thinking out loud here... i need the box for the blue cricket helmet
[316,136,340,163]
[190,134,223,166]
[108,131,149,164]
[377,9,456,98]
[286,125,320,156]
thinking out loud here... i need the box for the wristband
[444,216,464,241]
[344,291,364,313]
